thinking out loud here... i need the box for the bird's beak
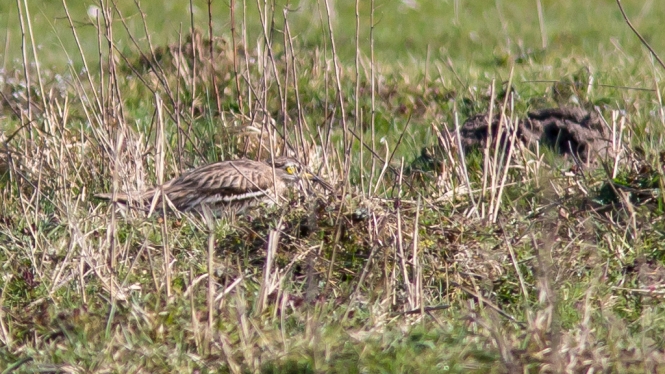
[304,172,334,192]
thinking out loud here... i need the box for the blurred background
[2,0,664,70]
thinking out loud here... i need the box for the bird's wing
[95,159,284,211]
[162,160,283,209]
[171,160,276,192]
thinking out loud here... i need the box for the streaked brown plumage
[95,157,331,214]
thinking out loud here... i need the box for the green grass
[2,0,665,372]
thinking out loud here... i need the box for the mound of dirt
[452,106,614,162]
[525,107,613,160]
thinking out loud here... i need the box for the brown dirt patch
[453,106,614,162]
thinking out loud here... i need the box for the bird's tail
[94,190,154,204]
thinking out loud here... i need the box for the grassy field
[2,0,665,372]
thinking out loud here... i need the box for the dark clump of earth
[414,107,615,173]
[456,106,613,162]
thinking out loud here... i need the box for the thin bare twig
[207,0,222,115]
[616,0,665,72]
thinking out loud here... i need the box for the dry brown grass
[2,0,665,373]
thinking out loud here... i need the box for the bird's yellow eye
[285,166,296,175]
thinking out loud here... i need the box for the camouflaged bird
[95,157,332,214]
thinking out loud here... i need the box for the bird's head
[268,157,305,183]
[266,156,333,191]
